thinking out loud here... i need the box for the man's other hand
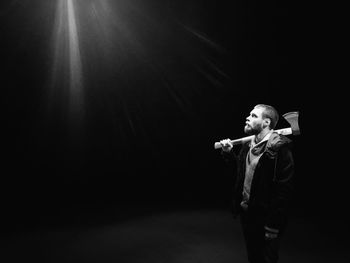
[220,139,233,152]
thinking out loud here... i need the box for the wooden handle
[214,128,293,149]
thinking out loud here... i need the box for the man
[220,104,294,263]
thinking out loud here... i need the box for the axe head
[282,111,300,135]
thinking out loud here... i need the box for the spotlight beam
[50,0,84,124]
[67,0,83,118]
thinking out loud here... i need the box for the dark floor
[1,205,348,263]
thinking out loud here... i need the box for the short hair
[254,104,279,129]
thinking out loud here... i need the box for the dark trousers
[240,211,281,263]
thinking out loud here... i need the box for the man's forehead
[250,107,264,116]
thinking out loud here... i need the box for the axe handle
[214,127,292,149]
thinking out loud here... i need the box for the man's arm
[219,139,235,164]
[265,145,294,234]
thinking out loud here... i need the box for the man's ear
[263,118,271,128]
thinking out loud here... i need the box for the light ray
[67,0,83,118]
[50,0,84,126]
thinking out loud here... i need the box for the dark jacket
[222,132,294,232]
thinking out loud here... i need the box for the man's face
[244,107,266,135]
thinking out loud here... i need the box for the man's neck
[255,128,272,144]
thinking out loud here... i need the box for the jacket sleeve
[221,148,239,170]
[265,145,294,231]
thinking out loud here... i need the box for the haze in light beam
[47,0,228,138]
[50,0,84,125]
[67,0,83,115]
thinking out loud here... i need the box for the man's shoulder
[267,132,293,152]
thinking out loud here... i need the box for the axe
[214,111,300,149]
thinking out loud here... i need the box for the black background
[1,0,344,226]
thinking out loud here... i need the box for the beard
[244,123,262,135]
